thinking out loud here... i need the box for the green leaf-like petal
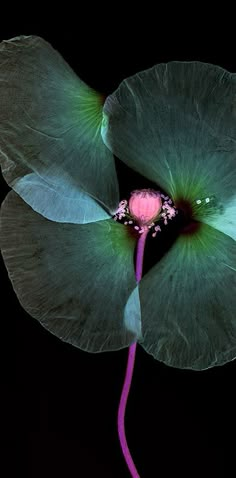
[102,61,236,238]
[139,224,236,370]
[0,35,119,222]
[0,191,141,351]
[14,173,110,223]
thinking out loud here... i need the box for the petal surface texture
[102,61,236,369]
[139,225,236,370]
[0,35,119,222]
[102,61,236,240]
[0,191,141,351]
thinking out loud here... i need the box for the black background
[1,9,235,478]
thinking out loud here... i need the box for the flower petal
[102,61,236,237]
[13,173,110,223]
[139,224,236,370]
[0,35,119,222]
[0,191,141,351]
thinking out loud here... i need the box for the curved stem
[117,227,148,477]
[118,342,139,477]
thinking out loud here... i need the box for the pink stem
[135,228,149,283]
[118,342,139,477]
[117,227,149,477]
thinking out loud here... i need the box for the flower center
[113,188,177,237]
[129,189,162,226]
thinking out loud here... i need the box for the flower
[0,36,236,371]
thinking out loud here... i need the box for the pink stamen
[129,189,162,226]
[113,189,177,237]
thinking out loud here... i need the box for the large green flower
[0,36,235,370]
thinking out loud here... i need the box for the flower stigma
[113,189,177,237]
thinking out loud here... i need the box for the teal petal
[124,286,142,338]
[102,61,236,238]
[201,196,236,241]
[14,173,110,223]
[0,36,119,222]
[139,224,236,370]
[0,191,141,351]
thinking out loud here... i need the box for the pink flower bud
[128,189,162,226]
